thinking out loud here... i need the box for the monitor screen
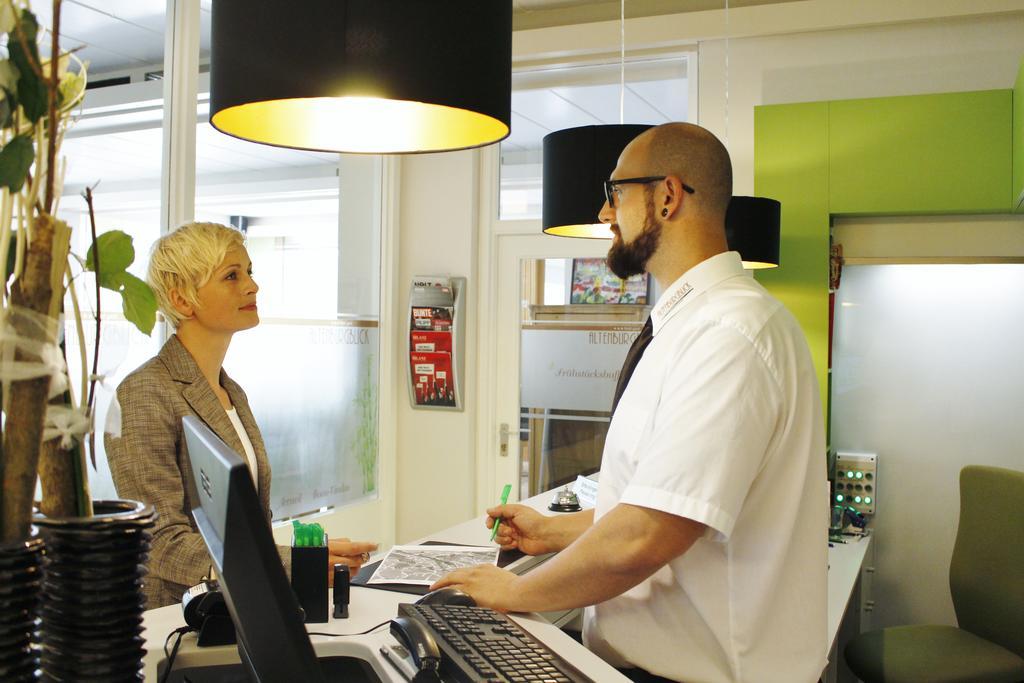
[183,415,328,683]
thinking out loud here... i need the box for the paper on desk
[368,545,500,586]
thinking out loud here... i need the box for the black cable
[307,619,391,638]
[160,626,191,683]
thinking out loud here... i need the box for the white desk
[140,487,628,681]
[824,533,874,683]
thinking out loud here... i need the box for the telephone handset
[181,580,236,646]
[389,616,442,681]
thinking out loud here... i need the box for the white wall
[394,151,481,542]
[832,264,1024,629]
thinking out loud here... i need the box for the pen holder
[291,542,329,623]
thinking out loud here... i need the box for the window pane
[60,106,165,502]
[194,126,383,519]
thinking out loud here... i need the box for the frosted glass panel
[227,322,379,519]
[832,264,1024,629]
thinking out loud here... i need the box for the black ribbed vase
[0,531,44,682]
[34,501,156,683]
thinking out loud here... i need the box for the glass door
[517,258,652,498]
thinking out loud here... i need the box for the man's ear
[169,289,195,320]
[662,175,687,218]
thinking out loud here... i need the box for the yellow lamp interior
[742,260,779,270]
[212,97,509,154]
[543,223,614,239]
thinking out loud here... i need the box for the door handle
[499,423,511,457]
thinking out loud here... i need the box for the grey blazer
[105,334,286,609]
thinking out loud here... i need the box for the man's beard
[606,198,662,279]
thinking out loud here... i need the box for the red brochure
[410,330,453,353]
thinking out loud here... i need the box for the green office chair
[844,465,1024,683]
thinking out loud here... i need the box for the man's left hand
[430,564,520,611]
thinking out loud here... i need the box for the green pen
[489,484,512,542]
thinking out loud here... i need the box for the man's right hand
[486,504,558,555]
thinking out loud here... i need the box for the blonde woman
[106,222,376,609]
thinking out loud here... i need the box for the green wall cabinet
[755,86,1015,414]
[829,90,1012,215]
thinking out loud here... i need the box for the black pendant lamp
[210,0,512,154]
[726,196,781,269]
[542,124,651,238]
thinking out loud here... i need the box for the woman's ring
[360,551,370,563]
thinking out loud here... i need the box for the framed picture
[569,258,650,304]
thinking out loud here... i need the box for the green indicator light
[865,497,872,504]
[847,471,855,478]
[836,494,844,502]
[855,471,863,479]
[854,496,862,503]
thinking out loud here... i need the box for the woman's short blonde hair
[147,221,245,328]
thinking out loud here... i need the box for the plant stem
[1,214,56,543]
[83,187,100,429]
[43,0,62,214]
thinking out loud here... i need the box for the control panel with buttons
[834,451,877,515]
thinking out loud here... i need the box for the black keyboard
[397,603,593,683]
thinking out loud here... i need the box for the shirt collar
[650,251,747,335]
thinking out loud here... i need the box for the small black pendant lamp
[542,124,652,238]
[726,196,780,269]
[210,0,512,154]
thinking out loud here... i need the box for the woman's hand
[327,537,379,585]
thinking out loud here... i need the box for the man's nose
[598,199,615,224]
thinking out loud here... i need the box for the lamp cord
[619,0,625,124]
[724,0,730,147]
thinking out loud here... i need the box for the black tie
[611,316,654,415]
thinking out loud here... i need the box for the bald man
[433,123,827,683]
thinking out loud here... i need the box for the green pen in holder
[291,521,328,623]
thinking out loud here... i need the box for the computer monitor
[182,415,328,683]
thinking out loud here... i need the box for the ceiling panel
[504,111,554,151]
[62,131,162,187]
[196,124,336,169]
[624,81,688,121]
[551,82,669,125]
[512,88,603,133]
[35,1,166,73]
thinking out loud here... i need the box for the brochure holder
[407,276,466,411]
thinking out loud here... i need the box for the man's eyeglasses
[603,176,695,208]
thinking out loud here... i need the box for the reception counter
[140,483,871,681]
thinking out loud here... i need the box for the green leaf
[58,69,86,111]
[85,230,135,281]
[0,60,19,94]
[0,95,12,129]
[0,135,34,191]
[10,10,46,124]
[117,272,157,336]
[5,233,15,281]
[0,4,16,34]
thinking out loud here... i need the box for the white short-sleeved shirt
[583,251,828,683]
